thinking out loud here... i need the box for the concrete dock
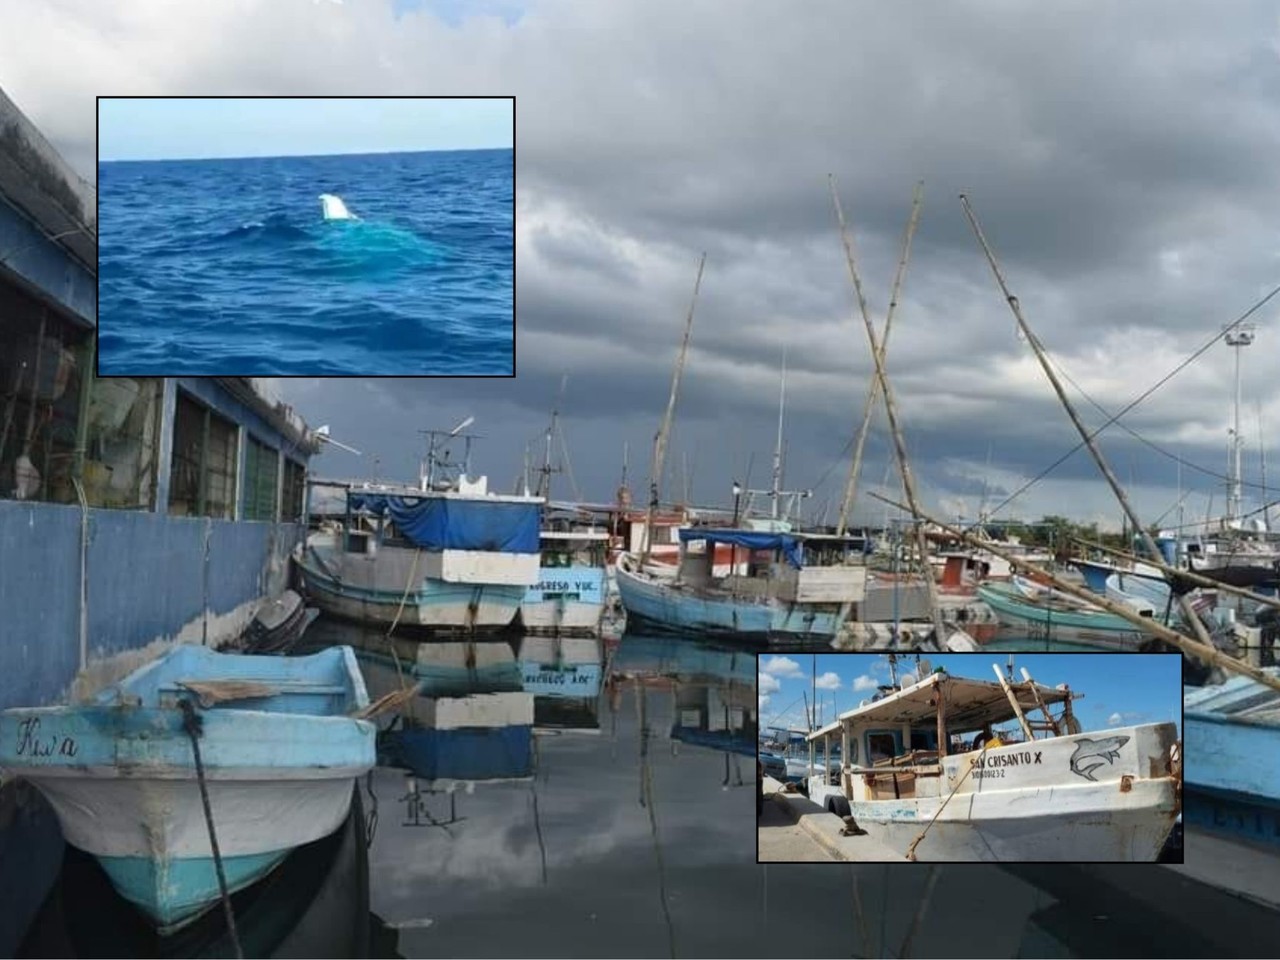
[757,777,903,862]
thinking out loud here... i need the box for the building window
[168,391,238,518]
[243,435,279,521]
[282,458,305,522]
[0,285,88,504]
[82,372,163,510]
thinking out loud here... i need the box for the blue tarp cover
[350,494,540,553]
[677,528,803,569]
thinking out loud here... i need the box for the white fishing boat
[804,661,1181,861]
[297,425,543,635]
[519,524,610,636]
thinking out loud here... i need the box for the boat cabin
[675,528,869,604]
[806,667,1077,802]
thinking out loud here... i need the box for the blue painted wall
[0,499,302,710]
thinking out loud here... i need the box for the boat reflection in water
[16,786,396,958]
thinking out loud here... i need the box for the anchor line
[904,738,988,862]
[179,698,244,959]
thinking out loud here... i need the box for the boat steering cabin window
[867,731,898,763]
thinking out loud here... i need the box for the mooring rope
[904,745,985,862]
[179,698,244,959]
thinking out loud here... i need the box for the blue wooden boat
[1183,669,1280,850]
[0,645,375,930]
[615,529,867,642]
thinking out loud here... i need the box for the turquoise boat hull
[0,646,376,930]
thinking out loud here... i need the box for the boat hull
[297,551,525,635]
[518,599,606,636]
[848,778,1178,861]
[0,646,376,929]
[977,582,1148,649]
[520,564,607,636]
[1184,671,1280,847]
[615,555,845,641]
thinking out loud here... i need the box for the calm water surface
[15,619,1280,957]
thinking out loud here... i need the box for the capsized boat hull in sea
[0,645,376,930]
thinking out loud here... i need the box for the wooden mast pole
[958,194,1218,653]
[643,253,706,566]
[869,491,1280,694]
[835,179,924,536]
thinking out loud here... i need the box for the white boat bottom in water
[27,770,362,925]
[518,599,605,635]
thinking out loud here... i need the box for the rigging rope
[986,281,1280,517]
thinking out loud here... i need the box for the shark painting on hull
[1069,736,1131,781]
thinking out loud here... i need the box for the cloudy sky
[6,0,1280,529]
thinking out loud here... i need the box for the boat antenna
[887,653,898,689]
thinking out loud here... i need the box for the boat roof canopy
[678,528,804,568]
[807,670,1073,740]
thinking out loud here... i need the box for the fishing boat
[761,726,839,782]
[1183,669,1280,848]
[297,432,543,635]
[804,662,1181,860]
[0,645,376,929]
[519,522,610,636]
[616,529,867,643]
[1173,667,1280,908]
[977,579,1151,650]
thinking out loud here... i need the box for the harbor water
[12,616,1280,958]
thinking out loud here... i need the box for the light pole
[732,480,743,526]
[1225,324,1255,524]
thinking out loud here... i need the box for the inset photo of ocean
[97,96,514,376]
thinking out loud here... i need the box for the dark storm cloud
[9,0,1280,527]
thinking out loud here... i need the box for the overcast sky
[5,0,1280,530]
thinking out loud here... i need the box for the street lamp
[732,480,743,526]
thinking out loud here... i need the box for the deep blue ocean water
[98,149,513,375]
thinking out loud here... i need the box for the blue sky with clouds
[758,653,1183,738]
[97,97,513,162]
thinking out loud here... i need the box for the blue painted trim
[0,201,96,327]
[98,849,286,927]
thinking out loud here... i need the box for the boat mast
[771,349,787,522]
[835,178,923,537]
[643,254,706,565]
[1258,401,1269,531]
[1225,324,1255,525]
[831,180,947,644]
[959,195,1221,654]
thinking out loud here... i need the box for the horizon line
[98,144,513,164]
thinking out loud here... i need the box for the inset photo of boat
[757,652,1183,863]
